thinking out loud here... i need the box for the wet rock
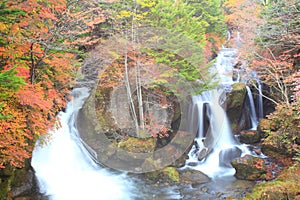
[144,167,180,184]
[219,146,242,167]
[180,169,210,185]
[10,169,36,198]
[198,148,208,161]
[231,155,267,181]
[239,130,261,144]
[187,162,198,167]
[248,146,262,156]
[223,82,248,132]
[171,154,187,168]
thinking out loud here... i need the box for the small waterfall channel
[185,48,263,178]
[31,88,133,200]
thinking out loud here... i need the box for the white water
[186,90,250,178]
[258,81,264,120]
[246,86,259,129]
[186,48,251,178]
[31,88,133,200]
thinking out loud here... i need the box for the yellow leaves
[0,22,7,32]
[117,10,132,19]
[136,0,156,8]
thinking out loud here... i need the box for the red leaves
[0,0,79,168]
[17,84,52,111]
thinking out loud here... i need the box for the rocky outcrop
[0,161,45,200]
[239,130,261,144]
[231,155,267,181]
[244,163,300,200]
[222,82,250,132]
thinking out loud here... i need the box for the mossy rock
[118,136,156,153]
[144,167,180,183]
[261,131,295,158]
[162,167,180,182]
[231,155,267,181]
[244,163,300,200]
[224,82,247,131]
[239,130,261,144]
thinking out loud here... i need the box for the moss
[118,136,156,153]
[144,167,180,183]
[243,163,300,200]
[162,167,180,182]
[0,166,15,200]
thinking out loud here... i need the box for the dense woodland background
[0,0,299,198]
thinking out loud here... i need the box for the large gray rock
[219,146,242,167]
[180,169,210,185]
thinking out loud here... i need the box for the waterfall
[185,48,251,178]
[186,89,250,178]
[258,81,264,120]
[246,86,259,129]
[31,88,133,200]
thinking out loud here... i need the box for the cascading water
[31,88,133,200]
[185,48,251,178]
[257,81,264,120]
[246,86,259,129]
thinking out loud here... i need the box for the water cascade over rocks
[31,88,133,200]
[30,47,264,199]
[185,48,261,178]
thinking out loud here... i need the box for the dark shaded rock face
[0,163,46,200]
[222,82,249,132]
[219,146,242,168]
[231,155,267,181]
[239,130,261,144]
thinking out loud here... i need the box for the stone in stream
[219,146,242,167]
[180,169,210,185]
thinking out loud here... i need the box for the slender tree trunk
[124,31,139,133]
[29,43,36,84]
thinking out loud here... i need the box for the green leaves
[0,68,25,92]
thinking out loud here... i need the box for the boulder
[223,82,248,132]
[144,167,180,183]
[231,155,267,181]
[219,146,242,167]
[239,130,261,144]
[180,169,210,185]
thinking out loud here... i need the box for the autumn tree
[250,0,300,156]
[0,0,107,168]
[93,0,226,139]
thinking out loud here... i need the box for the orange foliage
[0,0,84,168]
